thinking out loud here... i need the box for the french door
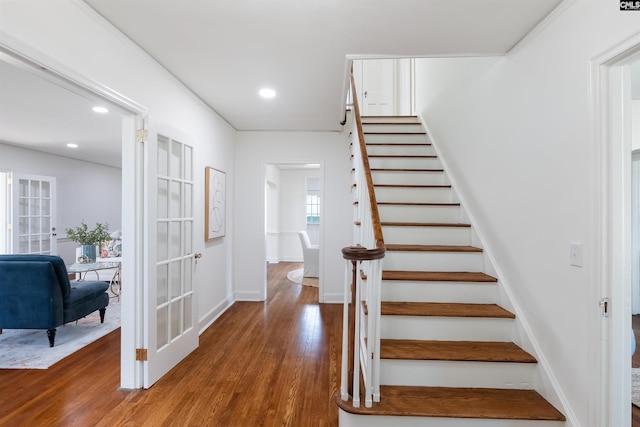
[143,118,198,387]
[11,173,57,255]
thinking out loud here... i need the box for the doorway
[352,58,414,116]
[594,35,640,427]
[264,162,322,299]
[0,44,144,388]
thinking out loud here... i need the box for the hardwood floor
[0,262,341,427]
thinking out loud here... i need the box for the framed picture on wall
[205,166,225,240]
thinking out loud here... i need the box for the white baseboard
[234,290,264,301]
[198,295,235,334]
[322,292,344,304]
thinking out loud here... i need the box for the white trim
[419,116,577,426]
[506,0,579,57]
[0,32,145,115]
[199,295,235,334]
[234,290,264,301]
[323,293,345,304]
[590,31,640,427]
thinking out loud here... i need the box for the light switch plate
[570,242,583,267]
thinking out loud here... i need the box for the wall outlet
[570,242,583,267]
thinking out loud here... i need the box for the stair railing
[341,66,385,408]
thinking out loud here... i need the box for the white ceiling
[83,0,565,132]
[0,56,123,168]
[0,0,567,167]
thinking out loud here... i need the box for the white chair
[298,231,319,278]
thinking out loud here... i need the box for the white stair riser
[381,281,497,303]
[376,187,453,204]
[381,316,513,341]
[378,205,460,222]
[339,410,566,427]
[372,171,445,186]
[362,124,425,133]
[364,133,428,143]
[361,116,420,124]
[384,251,484,272]
[380,360,535,389]
[382,226,471,246]
[366,144,435,156]
[369,157,442,170]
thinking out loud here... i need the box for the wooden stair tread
[364,131,427,135]
[335,386,566,421]
[386,244,482,252]
[371,168,443,172]
[382,270,497,282]
[362,115,418,119]
[380,340,537,363]
[369,155,437,158]
[381,302,515,318]
[378,202,460,206]
[362,119,419,123]
[375,184,451,188]
[382,221,469,228]
[366,142,431,146]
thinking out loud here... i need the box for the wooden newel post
[342,245,385,400]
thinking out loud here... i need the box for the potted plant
[66,221,111,263]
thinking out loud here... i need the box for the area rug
[0,299,120,369]
[287,268,319,287]
[633,368,640,408]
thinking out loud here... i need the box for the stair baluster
[340,65,385,409]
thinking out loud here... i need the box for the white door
[11,173,57,255]
[361,59,394,116]
[143,118,198,387]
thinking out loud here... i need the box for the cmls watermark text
[620,0,640,10]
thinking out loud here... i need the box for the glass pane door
[11,174,56,255]
[144,118,197,387]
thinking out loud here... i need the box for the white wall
[0,143,121,263]
[0,0,236,335]
[278,169,320,261]
[414,1,640,425]
[234,131,352,303]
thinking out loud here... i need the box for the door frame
[0,37,148,389]
[591,32,640,427]
[263,161,325,302]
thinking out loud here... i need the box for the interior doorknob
[364,90,368,98]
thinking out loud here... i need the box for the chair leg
[99,308,106,323]
[47,329,56,347]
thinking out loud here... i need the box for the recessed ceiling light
[259,88,276,99]
[67,143,78,148]
[92,106,109,114]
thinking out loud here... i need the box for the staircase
[337,116,566,427]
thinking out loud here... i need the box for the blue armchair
[0,254,110,347]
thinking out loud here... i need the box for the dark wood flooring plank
[0,262,341,427]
